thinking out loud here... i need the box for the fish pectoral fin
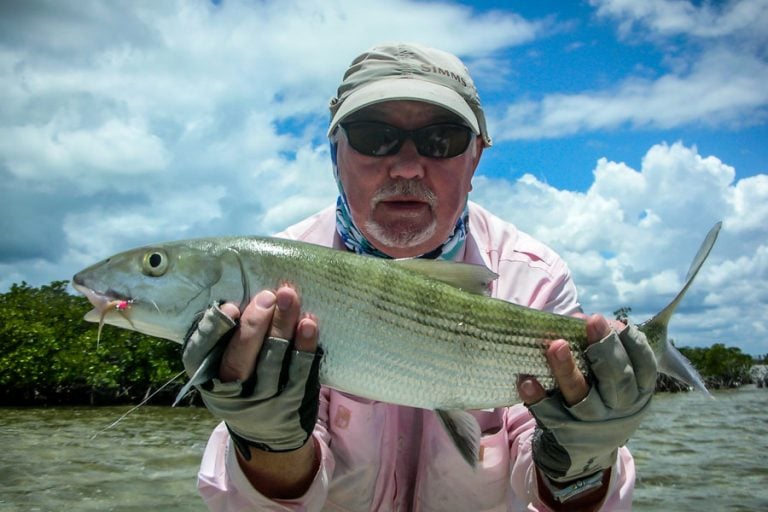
[435,409,481,468]
[172,342,226,406]
[173,376,197,407]
[84,308,101,322]
[394,259,498,296]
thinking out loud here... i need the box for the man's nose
[388,139,426,180]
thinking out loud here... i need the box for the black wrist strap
[541,470,606,503]
[226,424,311,461]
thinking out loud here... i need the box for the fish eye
[142,249,169,277]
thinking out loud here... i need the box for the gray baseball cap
[328,43,492,147]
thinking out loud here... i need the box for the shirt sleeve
[197,388,335,511]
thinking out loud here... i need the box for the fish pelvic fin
[639,222,721,397]
[435,409,481,468]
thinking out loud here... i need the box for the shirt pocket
[416,409,510,512]
[325,392,389,511]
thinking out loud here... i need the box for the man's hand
[516,314,657,504]
[517,314,625,406]
[182,286,321,499]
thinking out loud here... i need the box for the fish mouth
[72,278,131,312]
[72,275,178,343]
[72,276,135,341]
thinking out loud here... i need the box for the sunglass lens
[345,122,401,156]
[415,125,472,158]
[341,122,473,158]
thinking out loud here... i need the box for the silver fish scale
[241,239,590,410]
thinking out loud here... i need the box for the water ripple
[630,386,768,512]
[0,406,219,512]
[1,387,767,511]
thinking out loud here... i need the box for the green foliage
[656,342,755,392]
[612,305,753,392]
[0,281,184,405]
[678,344,753,389]
[613,306,632,322]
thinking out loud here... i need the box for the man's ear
[469,137,484,176]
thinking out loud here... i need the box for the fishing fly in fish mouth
[72,43,722,510]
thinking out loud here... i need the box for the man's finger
[270,285,301,341]
[294,315,319,353]
[517,375,546,405]
[218,302,241,323]
[585,314,613,345]
[219,290,275,382]
[547,339,589,406]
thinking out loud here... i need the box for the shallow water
[0,406,217,511]
[1,387,766,511]
[629,385,768,511]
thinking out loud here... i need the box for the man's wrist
[226,423,311,460]
[536,466,611,511]
[540,469,606,503]
[234,434,320,500]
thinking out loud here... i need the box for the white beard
[363,217,438,249]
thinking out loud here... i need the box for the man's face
[335,100,483,259]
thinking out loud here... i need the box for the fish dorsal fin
[393,259,498,296]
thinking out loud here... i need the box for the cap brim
[327,78,480,136]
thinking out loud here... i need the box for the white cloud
[1,0,540,184]
[472,141,768,350]
[0,118,170,183]
[493,0,768,140]
[590,0,768,41]
[495,48,768,140]
[62,185,227,259]
[726,174,768,232]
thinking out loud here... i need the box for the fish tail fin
[639,222,721,397]
[659,331,712,398]
[642,311,711,396]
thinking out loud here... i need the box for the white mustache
[371,181,437,207]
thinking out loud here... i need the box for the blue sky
[1,0,767,355]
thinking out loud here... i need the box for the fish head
[72,240,232,344]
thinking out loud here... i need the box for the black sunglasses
[339,121,475,159]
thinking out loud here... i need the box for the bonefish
[72,222,721,464]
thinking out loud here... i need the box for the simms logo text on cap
[420,64,467,87]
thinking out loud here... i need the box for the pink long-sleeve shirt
[197,202,636,511]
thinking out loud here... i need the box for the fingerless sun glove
[182,305,322,459]
[528,324,657,482]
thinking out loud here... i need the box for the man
[183,43,656,511]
